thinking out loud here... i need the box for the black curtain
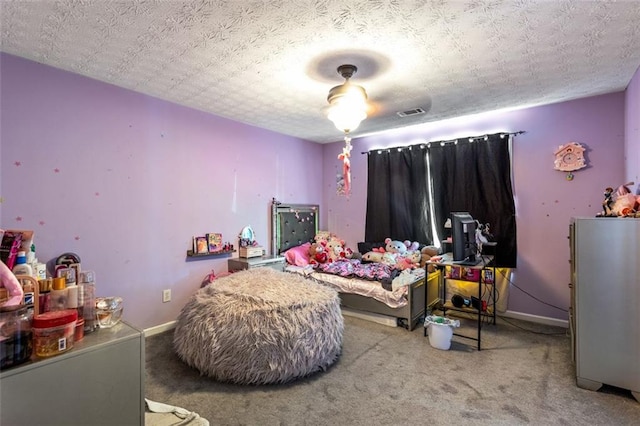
[429,134,516,267]
[364,146,432,244]
[365,133,517,267]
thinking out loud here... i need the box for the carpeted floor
[145,314,639,425]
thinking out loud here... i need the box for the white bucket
[427,322,454,350]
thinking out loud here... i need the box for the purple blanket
[315,259,397,290]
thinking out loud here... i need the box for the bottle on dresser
[11,251,33,277]
[12,252,35,308]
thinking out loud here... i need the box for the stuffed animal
[385,238,407,255]
[404,241,420,252]
[611,193,637,216]
[395,256,415,270]
[610,183,638,216]
[420,246,440,272]
[308,242,328,265]
[381,252,399,266]
[326,237,346,262]
[314,231,334,245]
[406,250,422,266]
[362,251,384,263]
[394,250,421,270]
[344,247,355,259]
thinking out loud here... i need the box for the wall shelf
[186,249,235,259]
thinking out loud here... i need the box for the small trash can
[424,315,460,350]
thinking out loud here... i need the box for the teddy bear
[385,238,407,255]
[326,237,346,262]
[308,242,328,265]
[420,246,440,272]
[314,231,334,245]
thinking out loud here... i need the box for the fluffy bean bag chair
[173,268,343,385]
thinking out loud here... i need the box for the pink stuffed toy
[395,251,421,270]
[610,182,639,217]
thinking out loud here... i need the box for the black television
[451,212,477,264]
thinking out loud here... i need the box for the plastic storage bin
[32,309,77,357]
[0,305,33,369]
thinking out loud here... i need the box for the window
[365,133,517,267]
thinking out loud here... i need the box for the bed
[270,199,440,331]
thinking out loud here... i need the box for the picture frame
[207,233,223,253]
[195,236,209,254]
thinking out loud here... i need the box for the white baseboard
[341,307,397,328]
[502,310,568,328]
[144,321,177,337]
[142,310,567,336]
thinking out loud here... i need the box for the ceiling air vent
[397,108,426,117]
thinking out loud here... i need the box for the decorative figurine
[602,187,614,216]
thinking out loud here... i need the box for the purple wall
[2,52,636,327]
[324,93,627,321]
[0,54,323,329]
[626,65,640,185]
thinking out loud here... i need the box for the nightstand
[227,255,286,272]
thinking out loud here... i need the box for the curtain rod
[361,130,526,154]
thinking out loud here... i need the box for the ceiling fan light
[327,102,367,133]
[326,64,369,134]
[327,82,368,105]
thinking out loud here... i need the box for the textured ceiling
[2,0,640,144]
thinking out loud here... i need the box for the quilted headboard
[271,199,319,255]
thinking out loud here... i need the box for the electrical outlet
[162,289,171,303]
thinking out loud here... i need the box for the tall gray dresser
[570,217,639,402]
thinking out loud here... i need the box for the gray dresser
[1,321,145,425]
[570,217,639,402]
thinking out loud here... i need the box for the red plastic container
[32,309,77,358]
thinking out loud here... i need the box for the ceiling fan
[325,64,369,135]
